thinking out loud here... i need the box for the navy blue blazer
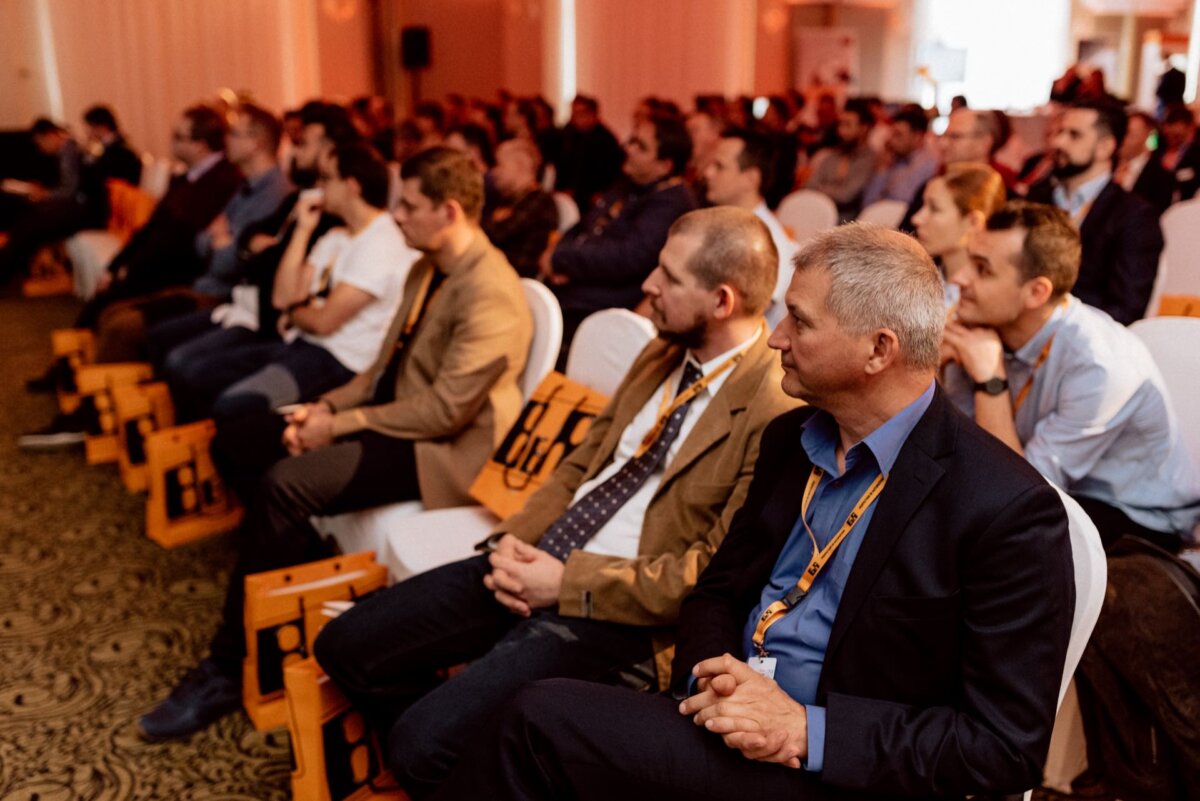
[670,388,1075,800]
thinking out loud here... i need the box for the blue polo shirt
[741,381,935,772]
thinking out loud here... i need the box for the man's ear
[712,284,738,321]
[864,328,902,376]
[442,198,464,223]
[1023,276,1056,310]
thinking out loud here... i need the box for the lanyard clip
[783,584,808,607]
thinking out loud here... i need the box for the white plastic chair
[1129,316,1200,463]
[138,154,172,200]
[314,278,563,558]
[336,305,656,579]
[519,278,563,399]
[564,308,658,397]
[1148,198,1200,316]
[1028,486,1107,800]
[774,189,838,243]
[65,230,122,300]
[856,199,908,229]
[552,192,580,233]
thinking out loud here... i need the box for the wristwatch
[972,376,1009,396]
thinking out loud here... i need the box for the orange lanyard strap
[751,465,887,657]
[632,337,755,459]
[1011,298,1067,415]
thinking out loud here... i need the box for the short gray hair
[794,223,944,371]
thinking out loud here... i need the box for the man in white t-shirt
[207,143,417,423]
[704,127,798,327]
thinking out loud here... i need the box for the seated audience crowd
[2,80,1199,801]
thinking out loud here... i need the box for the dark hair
[985,201,1080,298]
[183,104,229,152]
[300,102,360,150]
[647,113,692,177]
[415,101,446,133]
[843,98,875,128]
[83,105,118,132]
[400,146,484,221]
[572,94,599,114]
[1072,99,1128,148]
[239,102,283,154]
[31,117,64,136]
[891,105,929,134]
[720,127,776,185]
[449,123,495,167]
[331,143,391,209]
[1162,102,1195,127]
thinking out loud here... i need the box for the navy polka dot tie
[537,361,705,561]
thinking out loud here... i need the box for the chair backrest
[1051,486,1107,708]
[774,189,838,242]
[138,154,172,200]
[1130,316,1200,462]
[552,192,580,232]
[519,278,563,400]
[565,308,657,396]
[856,199,907,229]
[1158,197,1200,297]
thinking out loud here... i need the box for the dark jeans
[208,431,421,679]
[314,555,655,798]
[155,315,269,422]
[0,196,91,279]
[210,339,354,422]
[429,678,840,801]
[1070,494,1183,554]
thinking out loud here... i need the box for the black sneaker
[25,364,60,394]
[137,658,241,740]
[17,411,90,450]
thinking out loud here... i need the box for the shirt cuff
[803,705,826,773]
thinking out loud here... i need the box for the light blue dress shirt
[1050,171,1110,220]
[740,382,935,772]
[861,145,940,208]
[943,296,1200,535]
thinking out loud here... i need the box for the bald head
[668,206,778,316]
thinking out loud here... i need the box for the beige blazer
[495,332,799,683]
[321,230,533,509]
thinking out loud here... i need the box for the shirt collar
[800,381,936,477]
[683,325,763,398]
[186,152,224,183]
[1011,295,1074,366]
[1051,171,1110,215]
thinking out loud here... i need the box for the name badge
[748,656,777,679]
[1177,167,1196,183]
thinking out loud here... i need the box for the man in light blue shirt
[861,105,939,210]
[944,201,1200,549]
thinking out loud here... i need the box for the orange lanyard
[632,335,756,459]
[751,465,887,657]
[1011,298,1068,415]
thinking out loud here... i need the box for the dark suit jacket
[105,156,242,297]
[1028,178,1163,324]
[670,389,1075,800]
[551,177,697,315]
[1130,155,1175,215]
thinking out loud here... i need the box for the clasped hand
[678,653,809,769]
[281,402,335,456]
[482,534,564,616]
[942,320,1005,382]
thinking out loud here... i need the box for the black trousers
[314,556,655,799]
[1070,494,1182,554]
[207,430,421,678]
[429,678,842,801]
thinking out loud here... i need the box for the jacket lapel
[654,334,770,496]
[820,389,954,669]
[1079,180,1120,239]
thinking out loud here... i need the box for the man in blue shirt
[943,201,1199,551]
[430,224,1075,801]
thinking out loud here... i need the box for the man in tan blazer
[138,147,532,741]
[314,206,799,798]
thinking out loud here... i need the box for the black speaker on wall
[401,26,431,70]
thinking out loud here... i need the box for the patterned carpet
[0,290,1088,801]
[0,290,291,800]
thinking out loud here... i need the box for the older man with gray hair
[432,223,1076,801]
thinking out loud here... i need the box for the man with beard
[1027,100,1163,324]
[313,206,798,798]
[805,100,879,221]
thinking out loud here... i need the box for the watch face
[983,377,1007,395]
